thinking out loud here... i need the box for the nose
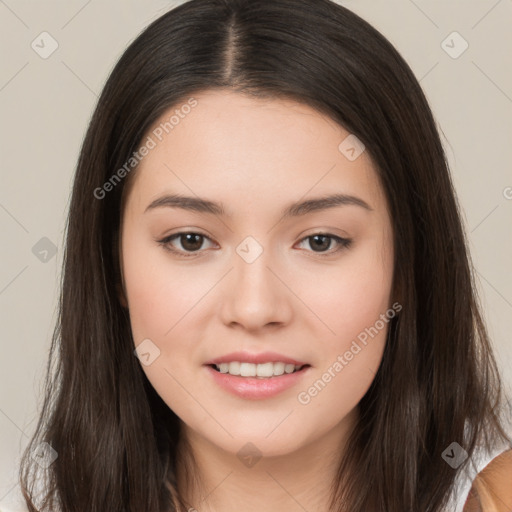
[219,247,293,333]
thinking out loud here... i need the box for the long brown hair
[19,0,511,510]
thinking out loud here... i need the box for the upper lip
[204,351,309,366]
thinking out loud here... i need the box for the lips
[204,363,311,399]
[203,350,309,367]
[203,351,312,399]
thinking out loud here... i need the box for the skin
[119,89,395,511]
[463,448,512,511]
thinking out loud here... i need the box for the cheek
[122,233,208,343]
[121,236,210,411]
[293,239,393,408]
[296,285,391,419]
[296,238,394,350]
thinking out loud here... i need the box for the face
[119,89,395,458]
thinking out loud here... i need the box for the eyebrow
[144,192,373,218]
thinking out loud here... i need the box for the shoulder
[463,448,512,511]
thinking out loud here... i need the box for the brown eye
[177,233,204,252]
[157,231,352,258]
[297,233,352,254]
[158,232,214,257]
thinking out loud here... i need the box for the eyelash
[157,231,352,258]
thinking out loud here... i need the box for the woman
[15,0,512,511]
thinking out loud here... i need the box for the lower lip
[204,364,311,400]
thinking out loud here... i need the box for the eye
[158,232,215,257]
[157,231,352,258]
[296,233,352,255]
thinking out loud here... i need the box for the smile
[205,363,311,400]
[211,361,308,378]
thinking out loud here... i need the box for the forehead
[123,89,386,216]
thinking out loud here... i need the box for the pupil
[311,235,330,252]
[182,233,202,251]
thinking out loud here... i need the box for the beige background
[1,0,511,508]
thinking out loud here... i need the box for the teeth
[284,363,295,374]
[240,362,256,377]
[214,361,304,378]
[218,362,231,374]
[273,362,285,376]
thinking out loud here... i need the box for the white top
[1,443,509,512]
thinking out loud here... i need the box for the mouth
[204,361,312,400]
[207,362,311,379]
